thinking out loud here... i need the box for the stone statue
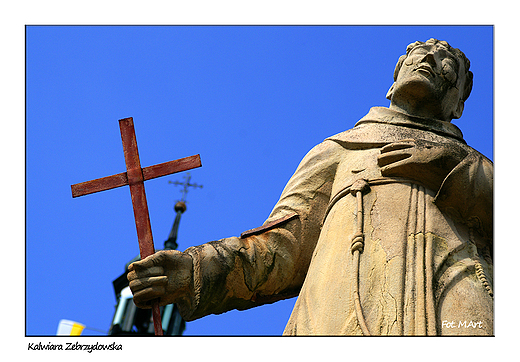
[127,39,493,335]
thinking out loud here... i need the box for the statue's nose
[423,52,439,66]
[419,52,441,74]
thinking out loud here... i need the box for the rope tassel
[349,179,371,335]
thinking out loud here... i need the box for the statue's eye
[442,63,457,84]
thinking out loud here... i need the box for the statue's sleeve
[434,147,493,241]
[177,140,340,321]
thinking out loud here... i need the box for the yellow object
[56,319,85,336]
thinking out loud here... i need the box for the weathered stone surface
[127,38,493,335]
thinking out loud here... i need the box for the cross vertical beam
[71,117,202,336]
[119,118,155,260]
[118,118,162,335]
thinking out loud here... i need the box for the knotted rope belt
[323,177,424,336]
[349,179,371,335]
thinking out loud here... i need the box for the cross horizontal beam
[71,154,202,198]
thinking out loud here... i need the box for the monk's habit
[177,107,493,335]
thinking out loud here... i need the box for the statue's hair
[393,38,473,101]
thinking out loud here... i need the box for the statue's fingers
[127,255,155,272]
[132,285,166,309]
[379,157,415,177]
[128,275,167,294]
[380,141,414,153]
[377,150,412,167]
[127,265,164,283]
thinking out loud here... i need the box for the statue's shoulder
[325,123,389,150]
[301,136,347,162]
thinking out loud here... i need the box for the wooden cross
[71,117,202,335]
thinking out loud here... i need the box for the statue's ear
[452,100,464,119]
[386,83,395,100]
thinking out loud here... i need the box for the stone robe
[177,107,493,335]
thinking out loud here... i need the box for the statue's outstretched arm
[177,140,340,321]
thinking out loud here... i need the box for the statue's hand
[377,139,468,192]
[127,250,193,309]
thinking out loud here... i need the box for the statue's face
[392,42,466,120]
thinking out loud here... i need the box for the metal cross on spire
[169,172,203,203]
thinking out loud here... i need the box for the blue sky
[26,26,494,337]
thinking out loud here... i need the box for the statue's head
[386,39,473,121]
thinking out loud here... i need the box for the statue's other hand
[127,250,193,309]
[377,138,468,192]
